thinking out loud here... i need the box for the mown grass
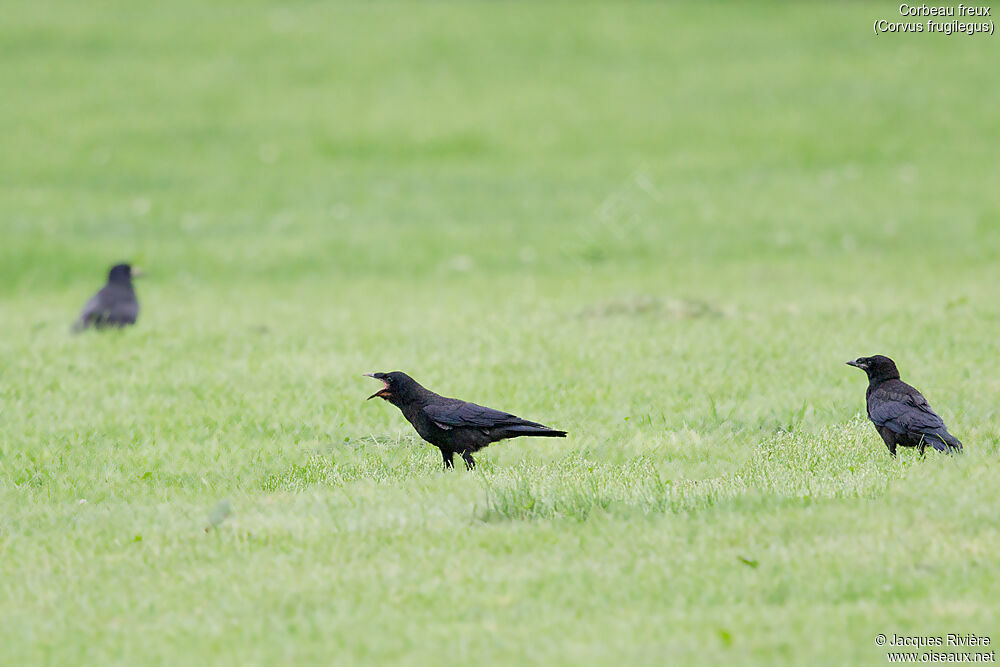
[2,1,999,665]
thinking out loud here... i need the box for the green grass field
[2,2,999,664]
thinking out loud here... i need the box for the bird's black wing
[869,385,945,432]
[423,401,530,430]
[75,292,106,329]
[75,284,138,329]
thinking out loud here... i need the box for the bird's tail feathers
[924,436,949,453]
[925,431,963,454]
[941,431,963,453]
[503,424,567,438]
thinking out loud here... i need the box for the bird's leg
[877,427,897,459]
[462,451,476,470]
[441,449,454,469]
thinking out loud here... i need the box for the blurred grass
[1,1,999,665]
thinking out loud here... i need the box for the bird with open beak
[364,371,566,469]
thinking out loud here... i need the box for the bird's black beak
[846,360,864,369]
[364,373,390,401]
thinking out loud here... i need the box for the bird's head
[846,355,900,382]
[364,371,420,404]
[108,263,143,284]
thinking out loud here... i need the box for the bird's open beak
[364,373,390,400]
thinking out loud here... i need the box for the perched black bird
[847,355,962,457]
[365,371,567,469]
[73,263,141,331]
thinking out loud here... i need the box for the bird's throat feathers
[868,367,901,386]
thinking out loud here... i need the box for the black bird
[365,371,566,469]
[847,355,963,457]
[73,263,141,331]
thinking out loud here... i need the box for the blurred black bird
[73,263,141,331]
[847,355,963,457]
[365,371,566,469]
